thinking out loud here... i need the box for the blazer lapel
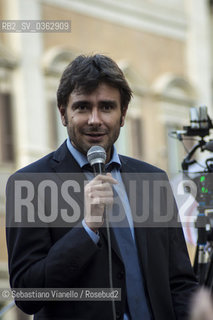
[51,141,82,174]
[50,141,86,222]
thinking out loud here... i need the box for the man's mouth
[84,132,106,141]
[85,133,105,137]
[84,130,107,136]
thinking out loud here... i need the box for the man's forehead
[69,83,121,101]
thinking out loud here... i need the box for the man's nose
[88,108,102,126]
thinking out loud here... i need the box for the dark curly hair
[57,54,132,112]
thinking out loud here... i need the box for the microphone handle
[92,163,105,176]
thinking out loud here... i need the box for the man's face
[59,83,127,163]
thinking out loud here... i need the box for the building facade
[0,0,212,318]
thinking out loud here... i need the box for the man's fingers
[87,182,113,193]
[94,173,118,185]
[84,173,117,229]
[89,197,114,205]
[88,189,113,198]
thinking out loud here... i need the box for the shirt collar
[66,138,121,169]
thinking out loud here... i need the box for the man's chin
[86,141,105,149]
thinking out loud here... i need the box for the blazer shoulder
[16,152,55,173]
[119,154,166,174]
[14,141,68,174]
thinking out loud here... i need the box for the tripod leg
[197,244,209,284]
[205,254,213,290]
[193,245,198,276]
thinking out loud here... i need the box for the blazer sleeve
[6,173,101,314]
[168,225,198,319]
[164,174,199,319]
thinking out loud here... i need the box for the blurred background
[0,0,213,318]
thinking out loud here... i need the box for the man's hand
[84,173,118,232]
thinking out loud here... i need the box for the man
[6,54,198,320]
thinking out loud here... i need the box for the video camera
[172,106,213,206]
[183,105,213,137]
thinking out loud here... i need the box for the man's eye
[77,105,88,111]
[102,105,113,111]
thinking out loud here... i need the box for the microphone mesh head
[87,146,106,166]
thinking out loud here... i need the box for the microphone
[87,146,115,319]
[87,146,106,175]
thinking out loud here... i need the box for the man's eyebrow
[99,100,118,106]
[71,100,91,108]
[71,100,118,108]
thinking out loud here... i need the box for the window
[130,118,143,159]
[48,100,59,149]
[0,93,14,163]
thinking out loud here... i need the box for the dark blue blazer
[6,141,198,320]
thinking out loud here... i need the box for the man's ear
[120,106,128,127]
[59,106,67,126]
